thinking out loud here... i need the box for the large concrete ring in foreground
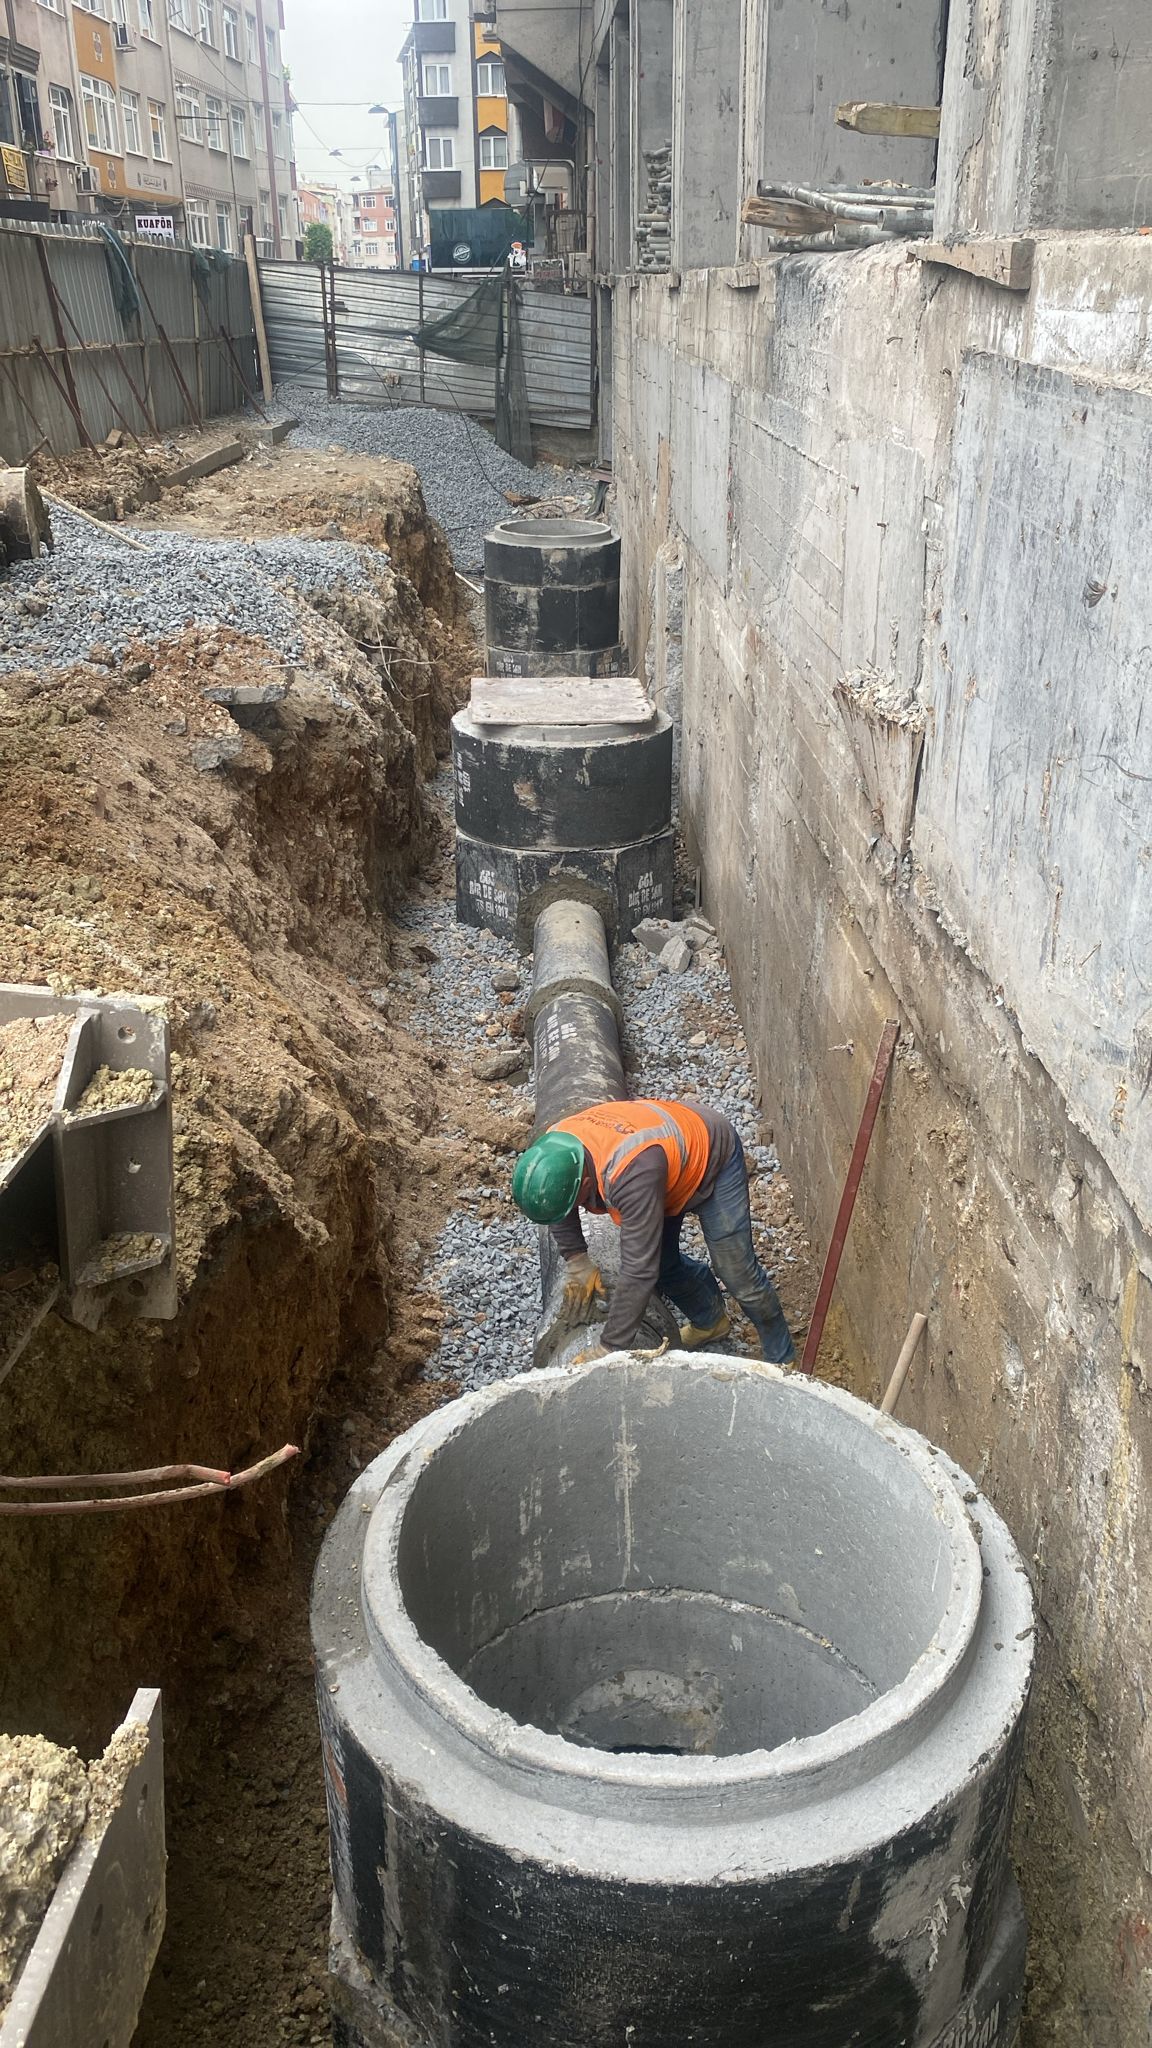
[313,1353,1033,2048]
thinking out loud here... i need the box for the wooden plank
[913,239,1035,292]
[470,675,655,728]
[0,1690,165,2048]
[245,232,274,406]
[836,101,941,138]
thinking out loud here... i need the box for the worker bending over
[512,1098,795,1364]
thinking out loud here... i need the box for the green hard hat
[512,1130,585,1223]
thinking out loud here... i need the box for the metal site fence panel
[257,259,593,430]
[0,223,259,463]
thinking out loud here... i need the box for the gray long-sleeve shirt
[550,1104,735,1347]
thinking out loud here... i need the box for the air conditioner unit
[113,23,135,47]
[76,164,100,193]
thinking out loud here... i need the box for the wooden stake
[880,1312,929,1416]
[836,101,941,138]
[42,491,150,551]
[244,231,274,406]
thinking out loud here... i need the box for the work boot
[679,1311,731,1350]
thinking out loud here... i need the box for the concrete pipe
[484,517,621,662]
[314,1354,1033,2048]
[452,708,675,944]
[527,897,677,1365]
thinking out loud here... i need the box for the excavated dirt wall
[0,457,471,1751]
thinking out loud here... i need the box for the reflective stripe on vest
[600,1108,687,1195]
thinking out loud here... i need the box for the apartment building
[166,0,294,253]
[397,0,512,265]
[0,0,296,252]
[347,181,396,267]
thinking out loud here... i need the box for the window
[265,24,276,67]
[80,74,118,152]
[75,0,107,15]
[167,0,191,29]
[197,0,214,40]
[48,84,76,158]
[0,72,13,147]
[271,108,284,155]
[479,132,508,170]
[422,62,450,95]
[14,74,44,150]
[476,60,505,95]
[416,0,446,17]
[175,81,200,141]
[229,100,247,155]
[244,10,257,60]
[423,132,453,168]
[137,0,156,35]
[38,0,64,12]
[223,5,240,57]
[361,192,375,210]
[148,96,168,157]
[121,87,143,152]
[215,199,232,248]
[205,93,224,148]
[277,193,287,235]
[351,238,361,256]
[186,197,211,245]
[365,240,377,256]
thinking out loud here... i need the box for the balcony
[420,168,461,201]
[418,95,458,126]
[412,20,455,54]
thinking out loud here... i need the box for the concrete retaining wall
[613,236,1152,2044]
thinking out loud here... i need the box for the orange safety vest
[552,1100,712,1220]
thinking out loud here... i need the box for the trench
[130,775,822,2047]
[0,428,823,2043]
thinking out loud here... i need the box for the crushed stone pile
[270,385,593,573]
[402,772,799,1395]
[0,510,388,675]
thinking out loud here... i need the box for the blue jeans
[657,1139,796,1365]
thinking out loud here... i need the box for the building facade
[298,177,346,258]
[347,181,396,267]
[397,0,512,266]
[0,0,297,253]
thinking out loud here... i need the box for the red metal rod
[799,1019,900,1375]
[0,1443,299,1515]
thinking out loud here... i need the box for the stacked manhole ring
[314,1354,1033,2047]
[484,517,627,678]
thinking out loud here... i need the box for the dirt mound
[0,482,472,1746]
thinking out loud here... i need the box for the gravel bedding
[0,509,386,674]
[270,384,594,574]
[403,773,785,1395]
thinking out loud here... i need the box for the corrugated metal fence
[0,221,258,463]
[258,260,593,430]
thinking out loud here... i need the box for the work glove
[558,1253,607,1329]
[570,1341,610,1367]
[570,1337,668,1368]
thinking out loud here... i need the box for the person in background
[511,1097,795,1364]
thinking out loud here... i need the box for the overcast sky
[283,0,411,190]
